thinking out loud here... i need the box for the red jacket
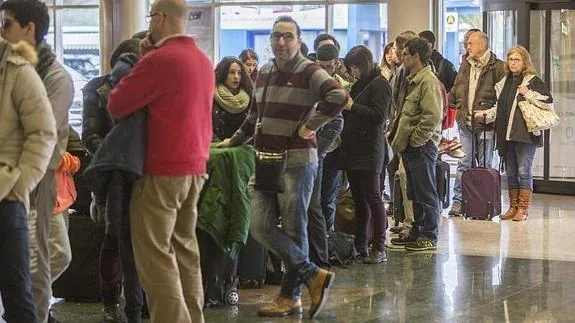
[108,36,214,175]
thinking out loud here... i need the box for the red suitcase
[461,112,501,220]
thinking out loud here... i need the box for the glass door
[549,9,575,182]
[486,10,517,59]
[530,10,547,180]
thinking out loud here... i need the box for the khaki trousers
[130,175,206,323]
[398,158,414,227]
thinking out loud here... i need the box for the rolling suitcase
[237,234,267,288]
[461,113,501,220]
[436,159,450,209]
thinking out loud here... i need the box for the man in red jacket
[107,0,214,322]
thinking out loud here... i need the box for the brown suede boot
[257,297,303,317]
[306,268,335,319]
[513,188,532,221]
[501,188,519,220]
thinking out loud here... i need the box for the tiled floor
[2,191,574,322]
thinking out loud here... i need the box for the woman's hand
[215,138,231,148]
[298,124,315,140]
[344,97,354,110]
[518,85,529,95]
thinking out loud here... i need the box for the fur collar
[9,41,38,66]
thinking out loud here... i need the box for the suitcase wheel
[227,305,239,318]
[225,289,239,306]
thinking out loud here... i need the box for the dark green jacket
[197,145,255,258]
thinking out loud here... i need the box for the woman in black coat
[339,46,392,264]
[213,56,253,141]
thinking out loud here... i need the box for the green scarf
[214,84,250,114]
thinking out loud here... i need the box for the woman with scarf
[483,45,552,221]
[213,56,253,141]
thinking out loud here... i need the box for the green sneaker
[405,239,437,251]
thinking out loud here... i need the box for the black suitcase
[436,159,450,209]
[52,213,103,301]
[197,229,239,307]
[392,173,405,226]
[237,234,267,288]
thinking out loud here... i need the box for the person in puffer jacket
[82,37,147,323]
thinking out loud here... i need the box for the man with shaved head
[447,31,505,216]
[108,0,215,322]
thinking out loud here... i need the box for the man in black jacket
[419,30,458,92]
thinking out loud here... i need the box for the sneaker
[363,250,387,264]
[102,303,127,323]
[390,234,417,246]
[405,239,437,251]
[448,201,463,216]
[389,226,403,234]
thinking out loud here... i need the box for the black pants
[347,170,387,252]
[99,171,145,322]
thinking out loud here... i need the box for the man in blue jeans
[0,39,57,322]
[218,16,349,319]
[389,38,443,251]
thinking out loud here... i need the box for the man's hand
[4,192,19,202]
[298,124,315,140]
[473,111,488,124]
[215,138,231,148]
[344,97,354,110]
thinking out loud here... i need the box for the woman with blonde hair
[484,45,553,221]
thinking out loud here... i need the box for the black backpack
[328,232,358,266]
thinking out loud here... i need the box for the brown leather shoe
[501,188,519,220]
[513,188,532,221]
[257,297,303,317]
[306,268,335,319]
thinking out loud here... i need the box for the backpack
[328,231,358,266]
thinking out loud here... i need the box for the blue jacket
[84,53,146,197]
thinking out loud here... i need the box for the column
[387,0,435,41]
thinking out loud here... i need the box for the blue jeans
[402,141,441,243]
[0,199,38,323]
[505,141,537,189]
[321,151,341,231]
[249,162,318,300]
[453,123,495,202]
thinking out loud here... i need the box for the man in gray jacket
[1,1,74,321]
[0,38,56,322]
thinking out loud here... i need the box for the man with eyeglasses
[107,0,214,322]
[218,16,350,319]
[447,31,506,217]
[0,9,57,323]
[1,1,74,322]
[390,37,443,251]
[305,43,345,270]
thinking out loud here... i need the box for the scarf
[214,84,250,114]
[35,41,56,80]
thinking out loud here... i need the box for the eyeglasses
[507,57,522,63]
[401,50,410,57]
[270,32,296,43]
[146,12,161,23]
[318,63,337,71]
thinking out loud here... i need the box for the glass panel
[62,0,99,5]
[46,9,55,50]
[148,0,212,6]
[60,8,100,134]
[530,10,546,179]
[219,5,326,62]
[549,10,575,181]
[487,10,517,59]
[186,6,213,61]
[333,4,387,63]
[443,0,482,70]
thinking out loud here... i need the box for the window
[442,0,482,69]
[187,6,213,61]
[218,5,326,62]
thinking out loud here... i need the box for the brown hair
[506,45,536,76]
[344,45,374,79]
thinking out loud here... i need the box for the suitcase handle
[470,111,488,168]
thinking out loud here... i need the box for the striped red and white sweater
[229,53,348,165]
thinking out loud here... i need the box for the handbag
[517,100,560,135]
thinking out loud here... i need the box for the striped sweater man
[229,52,349,165]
